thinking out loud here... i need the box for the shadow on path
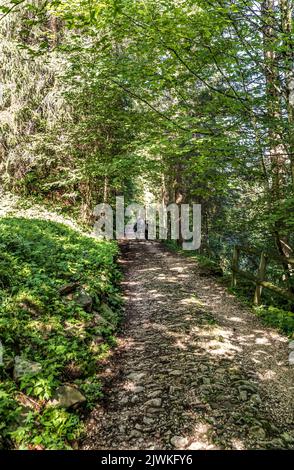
[82,241,294,450]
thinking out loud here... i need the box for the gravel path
[82,241,294,450]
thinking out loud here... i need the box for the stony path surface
[82,241,294,450]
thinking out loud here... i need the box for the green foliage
[0,0,293,453]
[0,216,121,449]
[254,306,294,337]
[10,407,82,450]
[0,0,293,448]
[1,0,293,245]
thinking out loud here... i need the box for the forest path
[82,241,294,450]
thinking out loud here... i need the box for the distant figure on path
[134,216,149,240]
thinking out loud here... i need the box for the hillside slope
[0,195,122,449]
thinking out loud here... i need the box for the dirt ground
[82,241,294,450]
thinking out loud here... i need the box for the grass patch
[0,217,122,449]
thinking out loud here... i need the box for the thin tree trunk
[262,1,291,252]
[280,0,294,188]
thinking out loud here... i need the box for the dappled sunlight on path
[82,241,294,450]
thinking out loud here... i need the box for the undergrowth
[0,217,122,449]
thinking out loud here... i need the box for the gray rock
[75,290,92,311]
[147,390,162,398]
[127,372,146,382]
[92,313,108,326]
[202,377,211,385]
[143,416,154,425]
[133,386,144,393]
[130,430,142,438]
[50,385,86,408]
[146,407,161,414]
[131,395,139,403]
[289,351,294,365]
[169,370,182,376]
[170,436,189,449]
[145,398,162,408]
[239,390,248,401]
[13,356,42,381]
[59,283,79,295]
[288,340,294,350]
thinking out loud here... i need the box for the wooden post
[232,246,240,288]
[254,251,268,306]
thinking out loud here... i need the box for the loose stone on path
[82,241,294,450]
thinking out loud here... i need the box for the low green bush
[254,305,294,336]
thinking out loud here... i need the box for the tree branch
[108,78,214,135]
